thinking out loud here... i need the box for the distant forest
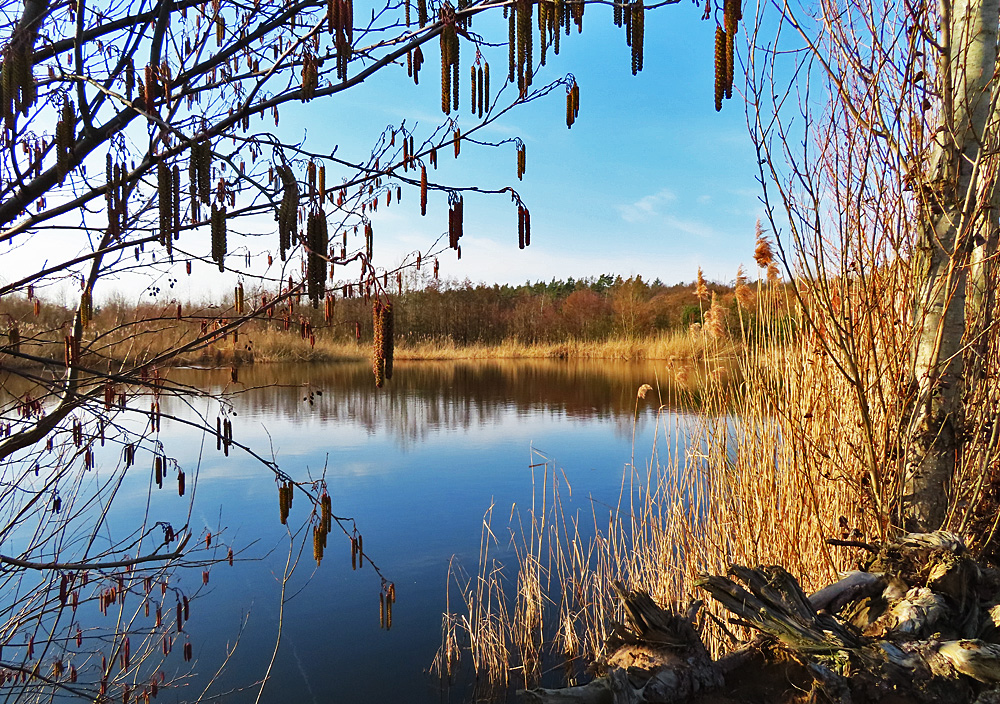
[321,273,742,344]
[3,273,756,354]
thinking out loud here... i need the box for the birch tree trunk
[905,0,999,531]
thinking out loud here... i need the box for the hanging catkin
[477,65,484,117]
[518,205,525,249]
[80,288,92,329]
[420,165,428,215]
[508,8,516,83]
[211,204,227,271]
[566,79,579,128]
[372,302,386,387]
[412,45,423,85]
[383,302,394,379]
[483,63,490,114]
[451,31,460,111]
[723,0,739,99]
[307,209,329,308]
[198,139,212,206]
[278,165,298,261]
[171,164,180,248]
[470,65,477,115]
[714,26,727,112]
[440,25,452,114]
[188,145,199,222]
[631,2,644,75]
[56,98,75,181]
[158,160,171,247]
[371,301,394,387]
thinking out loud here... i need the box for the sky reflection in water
[142,359,695,704]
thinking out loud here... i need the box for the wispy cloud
[616,189,677,223]
[615,188,720,240]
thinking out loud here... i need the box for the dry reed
[432,264,955,688]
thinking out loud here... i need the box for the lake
[5,359,703,703]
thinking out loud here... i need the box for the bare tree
[749,0,1000,536]
[0,0,678,699]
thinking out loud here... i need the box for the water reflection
[166,358,715,445]
[0,358,717,704]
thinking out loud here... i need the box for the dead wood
[521,531,1000,704]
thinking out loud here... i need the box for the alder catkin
[440,24,458,115]
[211,203,227,271]
[723,0,737,99]
[199,139,212,206]
[714,26,727,112]
[307,210,329,308]
[171,163,180,247]
[278,165,298,260]
[631,2,644,75]
[518,205,525,249]
[452,34,460,111]
[158,160,170,247]
[420,165,428,215]
[477,65,484,117]
[484,63,490,111]
[508,8,516,83]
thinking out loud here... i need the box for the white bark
[905,0,999,531]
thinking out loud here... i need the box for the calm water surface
[142,359,693,703]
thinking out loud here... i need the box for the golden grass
[431,275,957,687]
[219,327,739,363]
[93,327,739,366]
[2,293,739,367]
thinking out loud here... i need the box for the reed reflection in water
[168,358,704,445]
[29,359,717,703]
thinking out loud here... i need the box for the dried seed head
[695,267,709,301]
[735,265,754,308]
[753,222,774,268]
[704,292,726,339]
[766,261,781,283]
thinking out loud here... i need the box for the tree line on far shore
[2,271,785,357]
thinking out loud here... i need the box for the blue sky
[268,1,763,291]
[2,1,765,304]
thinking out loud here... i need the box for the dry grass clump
[432,253,983,688]
[232,328,739,363]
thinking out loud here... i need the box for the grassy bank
[3,321,739,368]
[222,327,740,364]
[3,274,754,369]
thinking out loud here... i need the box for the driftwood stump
[522,531,1000,704]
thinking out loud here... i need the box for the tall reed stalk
[434,253,1000,688]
